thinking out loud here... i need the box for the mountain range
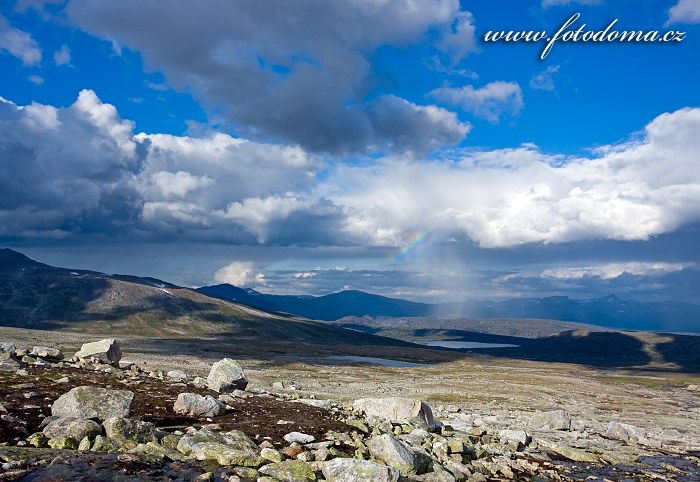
[197,283,700,333]
[0,248,412,350]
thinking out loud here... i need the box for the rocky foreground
[1,339,700,481]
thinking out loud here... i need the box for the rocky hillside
[0,249,415,349]
[1,338,699,481]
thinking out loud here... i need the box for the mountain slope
[197,284,432,320]
[198,283,700,332]
[0,249,412,346]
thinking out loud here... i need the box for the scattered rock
[177,427,263,467]
[207,358,248,393]
[51,386,133,421]
[47,436,78,450]
[530,409,571,431]
[283,431,316,444]
[103,417,158,448]
[173,393,225,418]
[353,397,437,431]
[31,347,64,360]
[368,433,432,476]
[606,421,646,443]
[322,458,400,482]
[43,417,102,441]
[167,370,188,382]
[259,459,316,481]
[75,339,122,365]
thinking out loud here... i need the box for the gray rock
[31,346,64,360]
[529,410,571,431]
[75,339,122,365]
[0,342,17,353]
[296,399,333,409]
[498,429,530,449]
[368,433,432,476]
[52,386,133,421]
[103,417,158,448]
[207,358,248,392]
[173,393,225,418]
[322,458,399,482]
[606,421,646,443]
[167,370,188,382]
[43,417,102,441]
[353,397,437,431]
[258,459,316,481]
[283,431,316,444]
[177,427,263,467]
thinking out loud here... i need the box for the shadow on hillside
[476,330,652,369]
[408,328,533,346]
[655,333,700,372]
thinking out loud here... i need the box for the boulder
[606,421,646,443]
[31,346,64,360]
[283,432,316,444]
[177,427,263,467]
[322,458,399,482]
[353,397,437,431]
[259,459,316,481]
[52,386,133,421]
[48,436,78,449]
[207,358,248,392]
[529,410,571,431]
[43,417,102,441]
[167,370,188,382]
[103,417,158,448]
[498,429,530,450]
[173,393,225,418]
[368,433,432,476]
[75,339,122,365]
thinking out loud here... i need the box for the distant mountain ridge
[0,248,413,348]
[197,283,700,333]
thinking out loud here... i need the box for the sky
[0,0,699,305]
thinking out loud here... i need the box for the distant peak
[0,248,40,266]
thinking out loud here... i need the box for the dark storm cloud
[65,0,474,154]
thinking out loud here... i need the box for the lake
[424,341,519,349]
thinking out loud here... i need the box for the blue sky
[1,0,699,306]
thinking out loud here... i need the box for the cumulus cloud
[328,107,700,248]
[54,44,72,66]
[2,91,700,257]
[214,261,265,288]
[667,0,700,25]
[367,95,471,155]
[0,90,140,239]
[529,65,560,92]
[65,0,475,154]
[431,81,524,124]
[0,14,42,66]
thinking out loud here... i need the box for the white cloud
[431,81,524,124]
[151,171,213,198]
[214,261,265,287]
[529,65,560,91]
[667,0,700,25]
[328,107,700,248]
[537,262,694,280]
[0,14,41,66]
[28,74,44,85]
[54,44,72,66]
[2,91,700,255]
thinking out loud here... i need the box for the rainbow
[394,231,429,262]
